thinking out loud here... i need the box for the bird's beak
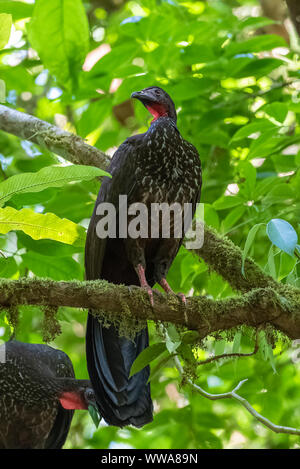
[131,91,143,100]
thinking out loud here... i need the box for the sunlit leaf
[0,165,109,207]
[0,207,86,246]
[28,0,89,86]
[0,13,12,49]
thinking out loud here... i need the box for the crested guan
[0,340,96,449]
[85,86,202,427]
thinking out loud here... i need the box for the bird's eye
[85,389,95,400]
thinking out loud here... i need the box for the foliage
[0,0,300,449]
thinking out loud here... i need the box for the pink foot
[136,264,154,307]
[159,278,187,306]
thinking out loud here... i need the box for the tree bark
[286,0,300,36]
[0,278,299,340]
[0,104,110,169]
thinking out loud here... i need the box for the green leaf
[166,324,181,354]
[278,252,297,281]
[213,195,244,210]
[225,34,287,57]
[129,342,167,377]
[22,251,82,280]
[266,218,298,257]
[0,256,18,278]
[267,244,276,279]
[0,79,5,103]
[28,0,90,86]
[259,332,277,373]
[222,205,246,232]
[233,58,283,79]
[0,13,12,49]
[181,331,200,345]
[262,102,289,124]
[242,223,265,276]
[232,331,242,353]
[0,165,108,208]
[230,119,277,144]
[17,232,82,257]
[262,184,295,206]
[204,204,219,229]
[88,404,101,428]
[214,340,225,356]
[148,352,173,383]
[237,161,256,198]
[0,2,34,21]
[169,77,214,101]
[0,207,86,246]
[248,133,300,160]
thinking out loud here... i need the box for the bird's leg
[135,263,154,307]
[159,278,186,305]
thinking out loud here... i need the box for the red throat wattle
[146,103,168,122]
[59,391,87,410]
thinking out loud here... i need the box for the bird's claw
[142,285,154,307]
[177,292,187,306]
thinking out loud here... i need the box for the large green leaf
[129,343,167,377]
[242,223,265,276]
[0,165,108,208]
[225,34,287,56]
[0,2,33,21]
[0,13,12,49]
[0,207,86,246]
[22,250,82,280]
[28,0,89,86]
[266,218,298,257]
[230,119,277,144]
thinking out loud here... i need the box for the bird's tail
[86,312,153,427]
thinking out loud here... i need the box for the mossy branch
[0,104,110,169]
[0,277,299,340]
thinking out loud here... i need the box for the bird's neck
[51,378,90,410]
[146,103,168,122]
[149,116,179,134]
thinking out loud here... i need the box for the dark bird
[0,340,96,449]
[85,86,202,427]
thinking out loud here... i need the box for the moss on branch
[0,277,299,341]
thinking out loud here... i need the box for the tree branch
[0,277,299,340]
[286,0,300,37]
[0,104,110,169]
[174,356,300,436]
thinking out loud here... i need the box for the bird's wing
[85,135,153,427]
[85,137,140,281]
[44,407,74,449]
[44,347,76,449]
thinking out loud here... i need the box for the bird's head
[131,86,177,123]
[59,381,96,411]
[59,382,101,427]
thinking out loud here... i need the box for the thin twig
[197,330,259,366]
[174,356,300,436]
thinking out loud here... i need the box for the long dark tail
[86,313,153,427]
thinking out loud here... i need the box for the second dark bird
[85,86,202,427]
[0,340,96,449]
